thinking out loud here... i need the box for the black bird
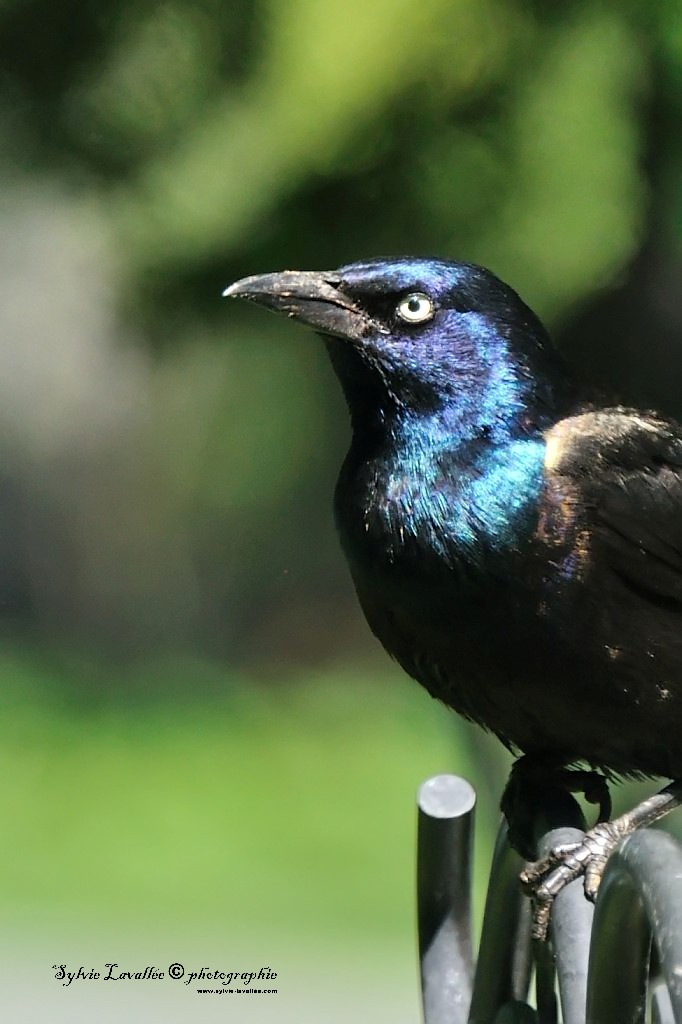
[224,257,682,937]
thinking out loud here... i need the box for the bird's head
[224,257,571,440]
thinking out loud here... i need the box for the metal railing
[416,774,682,1024]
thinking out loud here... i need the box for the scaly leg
[521,780,682,941]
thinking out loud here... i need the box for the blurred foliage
[1,0,682,983]
[0,0,681,672]
[0,652,494,931]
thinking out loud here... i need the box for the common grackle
[224,258,682,937]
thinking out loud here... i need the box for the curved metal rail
[416,774,682,1024]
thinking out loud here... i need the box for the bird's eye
[396,292,434,324]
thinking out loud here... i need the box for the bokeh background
[2,1,682,1020]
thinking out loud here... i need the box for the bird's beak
[223,270,383,342]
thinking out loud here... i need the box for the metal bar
[533,935,557,1024]
[491,1004,538,1023]
[468,823,532,1024]
[652,984,676,1024]
[417,774,477,1024]
[587,829,682,1024]
[416,773,682,1024]
[537,826,594,1024]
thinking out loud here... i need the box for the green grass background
[0,652,503,940]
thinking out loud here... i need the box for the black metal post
[537,826,594,1024]
[587,829,682,1024]
[468,823,533,1024]
[417,774,477,1024]
[416,773,682,1024]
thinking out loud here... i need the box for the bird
[224,257,682,938]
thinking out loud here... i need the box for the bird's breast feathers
[337,433,549,574]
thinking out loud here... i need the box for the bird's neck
[326,341,567,452]
[349,413,546,560]
[327,339,570,570]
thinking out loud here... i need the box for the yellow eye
[396,292,434,324]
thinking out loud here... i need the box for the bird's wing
[543,408,682,604]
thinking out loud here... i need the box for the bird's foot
[504,767,682,941]
[521,819,625,941]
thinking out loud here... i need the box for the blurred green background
[2,1,682,1020]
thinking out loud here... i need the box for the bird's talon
[531,899,552,943]
[583,849,611,900]
[520,842,581,890]
[522,821,626,938]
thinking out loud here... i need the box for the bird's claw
[520,821,621,941]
